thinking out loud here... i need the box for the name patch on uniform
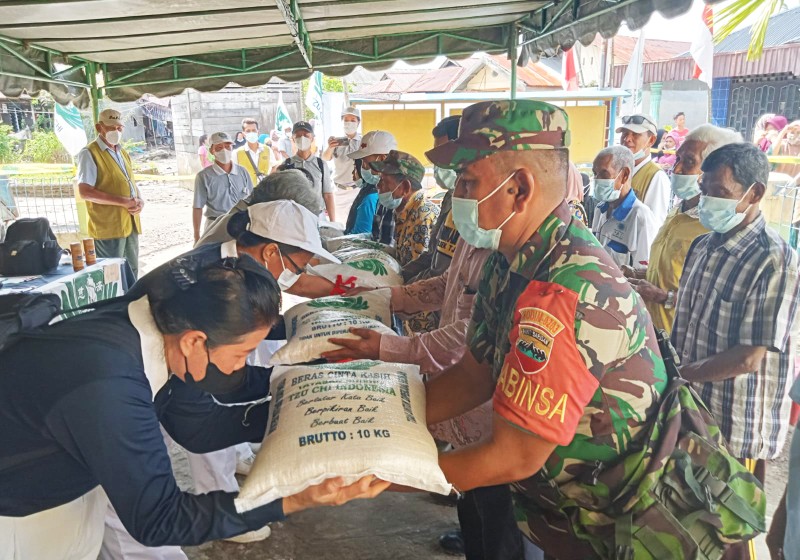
[514,307,565,375]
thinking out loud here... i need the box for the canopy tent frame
[100,29,511,92]
[0,0,719,121]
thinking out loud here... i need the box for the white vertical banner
[275,91,293,132]
[305,71,324,117]
[53,102,88,156]
[620,30,645,115]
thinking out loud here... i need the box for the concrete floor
[184,493,459,560]
[169,430,789,560]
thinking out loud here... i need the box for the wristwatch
[664,290,676,309]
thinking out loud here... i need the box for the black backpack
[0,292,62,354]
[0,218,63,276]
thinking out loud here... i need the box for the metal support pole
[88,62,100,125]
[509,28,518,100]
[608,97,618,146]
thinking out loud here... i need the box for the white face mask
[296,136,312,151]
[276,247,302,291]
[104,129,122,146]
[343,122,358,135]
[214,148,232,165]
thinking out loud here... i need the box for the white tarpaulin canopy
[0,0,722,106]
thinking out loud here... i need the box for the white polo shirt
[592,188,658,270]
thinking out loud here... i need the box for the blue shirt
[591,188,658,270]
[193,162,253,219]
[350,192,378,234]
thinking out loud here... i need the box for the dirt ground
[135,158,789,559]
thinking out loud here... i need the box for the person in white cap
[617,114,671,225]
[341,130,398,236]
[164,200,340,546]
[192,131,253,243]
[322,106,362,219]
[347,130,398,244]
[77,108,144,278]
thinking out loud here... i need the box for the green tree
[31,91,54,131]
[22,130,70,163]
[715,0,785,60]
[0,124,19,164]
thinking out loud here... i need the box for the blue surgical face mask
[632,148,648,160]
[698,185,753,234]
[361,167,381,185]
[434,166,457,190]
[593,171,622,202]
[451,172,517,250]
[245,132,259,144]
[378,186,402,210]
[671,174,701,200]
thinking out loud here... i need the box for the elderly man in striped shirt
[671,142,800,560]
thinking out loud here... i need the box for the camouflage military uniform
[373,150,440,334]
[428,100,668,559]
[468,201,667,558]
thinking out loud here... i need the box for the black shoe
[438,529,465,556]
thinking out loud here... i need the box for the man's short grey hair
[595,146,635,175]
[249,169,320,215]
[685,124,744,159]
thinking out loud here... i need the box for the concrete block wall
[173,84,302,176]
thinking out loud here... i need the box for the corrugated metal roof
[715,6,800,53]
[611,43,800,85]
[355,54,560,96]
[593,35,691,65]
[489,55,562,87]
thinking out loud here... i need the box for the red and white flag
[562,47,578,91]
[691,5,714,88]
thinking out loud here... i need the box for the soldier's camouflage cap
[426,100,570,170]
[370,150,425,189]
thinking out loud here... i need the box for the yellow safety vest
[631,160,661,203]
[85,141,141,240]
[235,146,271,187]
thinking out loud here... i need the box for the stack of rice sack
[318,222,347,241]
[270,290,395,366]
[235,292,451,511]
[309,242,402,290]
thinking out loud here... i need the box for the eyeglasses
[622,115,656,128]
[283,253,306,275]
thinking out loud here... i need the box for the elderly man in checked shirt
[670,143,800,560]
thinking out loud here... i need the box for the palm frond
[713,0,785,61]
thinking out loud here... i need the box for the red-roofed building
[353,54,561,99]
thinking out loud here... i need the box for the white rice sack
[235,360,452,512]
[309,259,403,289]
[318,223,346,240]
[324,233,371,252]
[336,238,394,254]
[270,290,395,365]
[334,248,402,275]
